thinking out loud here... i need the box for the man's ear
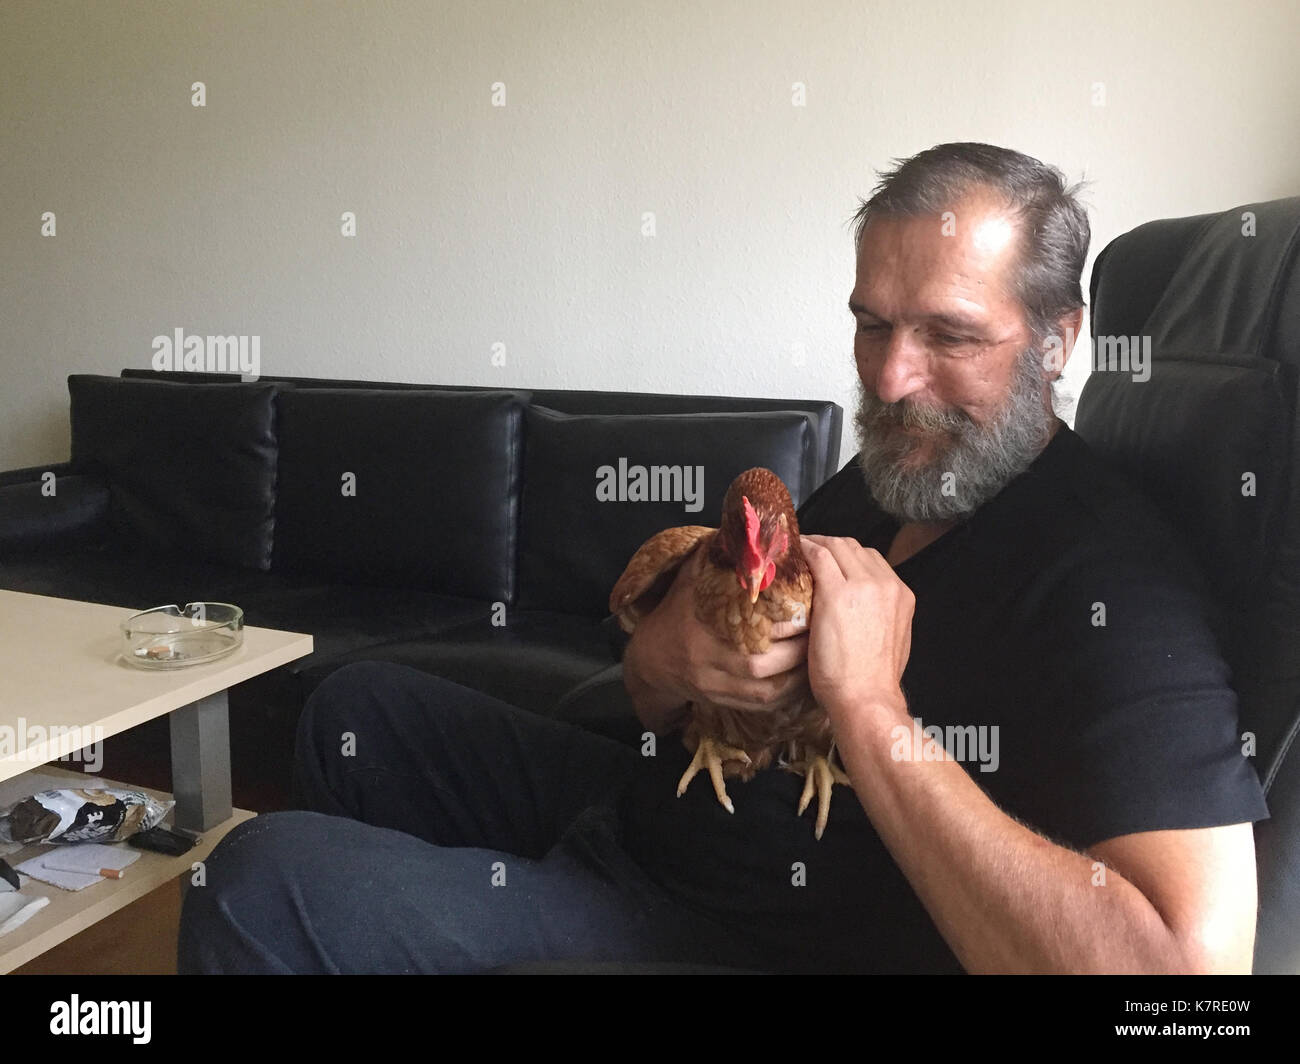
[1041,307,1086,380]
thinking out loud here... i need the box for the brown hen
[609,467,849,839]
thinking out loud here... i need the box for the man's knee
[297,661,471,745]
[300,661,401,732]
[294,662,413,806]
[178,809,522,974]
[178,811,337,974]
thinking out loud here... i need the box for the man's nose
[862,328,930,406]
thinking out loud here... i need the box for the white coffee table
[0,589,312,972]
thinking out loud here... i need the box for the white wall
[3,0,1297,469]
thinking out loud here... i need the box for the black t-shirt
[616,422,1269,973]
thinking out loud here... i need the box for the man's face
[849,190,1056,522]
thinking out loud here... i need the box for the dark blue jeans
[176,661,770,973]
[178,661,959,973]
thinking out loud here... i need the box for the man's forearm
[837,693,1198,974]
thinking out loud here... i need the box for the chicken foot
[786,751,850,841]
[677,736,752,814]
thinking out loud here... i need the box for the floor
[14,879,181,975]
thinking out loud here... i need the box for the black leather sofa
[0,373,841,811]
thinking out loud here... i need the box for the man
[179,143,1268,974]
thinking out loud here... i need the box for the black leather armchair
[1074,196,1300,974]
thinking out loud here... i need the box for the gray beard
[853,347,1056,523]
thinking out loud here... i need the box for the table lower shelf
[1,766,254,974]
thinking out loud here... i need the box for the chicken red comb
[741,495,763,569]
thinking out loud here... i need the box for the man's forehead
[858,196,1019,258]
[853,200,1022,312]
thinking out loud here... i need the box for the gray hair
[850,142,1091,349]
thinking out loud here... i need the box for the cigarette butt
[42,863,124,879]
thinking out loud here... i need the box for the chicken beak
[749,573,763,604]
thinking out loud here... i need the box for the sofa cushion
[235,581,489,672]
[0,474,110,553]
[517,406,817,616]
[296,608,612,716]
[0,549,489,672]
[272,388,525,599]
[68,375,279,570]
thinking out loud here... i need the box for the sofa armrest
[0,473,112,554]
[552,663,645,747]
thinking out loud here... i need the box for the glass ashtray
[121,603,244,669]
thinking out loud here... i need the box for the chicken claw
[793,754,850,840]
[677,736,752,814]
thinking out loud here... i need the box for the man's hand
[799,534,914,719]
[622,547,810,734]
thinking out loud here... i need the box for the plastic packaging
[0,788,173,844]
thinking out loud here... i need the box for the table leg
[169,690,232,832]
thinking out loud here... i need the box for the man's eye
[935,333,968,346]
[856,322,886,335]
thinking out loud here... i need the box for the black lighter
[127,825,197,856]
